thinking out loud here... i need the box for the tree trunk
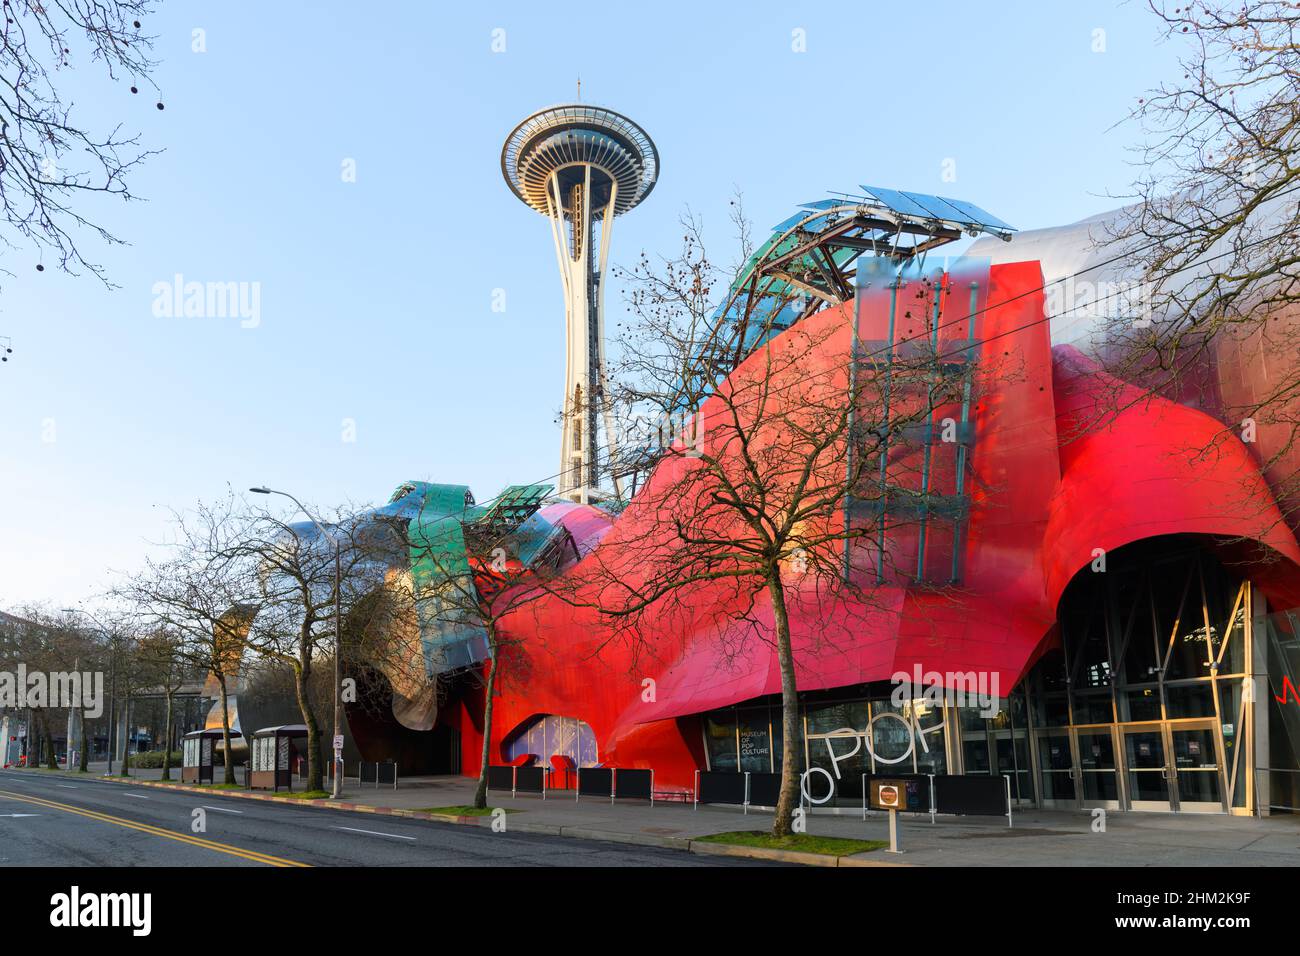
[160,692,174,781]
[293,659,322,793]
[217,677,235,785]
[768,571,801,837]
[121,698,132,776]
[78,710,88,772]
[473,646,498,810]
[42,712,58,769]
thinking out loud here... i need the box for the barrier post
[609,768,615,804]
[542,765,547,801]
[929,774,936,825]
[743,771,751,815]
[575,767,581,803]
[650,769,655,807]
[1004,773,1013,829]
[862,774,867,821]
[693,769,699,811]
[394,764,398,791]
[511,766,517,800]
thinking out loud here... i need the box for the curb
[686,840,840,867]
[560,826,692,852]
[838,854,912,867]
[33,771,897,868]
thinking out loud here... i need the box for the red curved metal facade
[444,260,1300,791]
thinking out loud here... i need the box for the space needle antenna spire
[501,103,659,504]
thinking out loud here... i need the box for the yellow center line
[0,790,311,867]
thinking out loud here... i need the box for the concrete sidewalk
[51,763,1300,867]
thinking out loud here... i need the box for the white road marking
[56,785,78,789]
[201,805,242,814]
[333,826,415,841]
[0,813,40,818]
[123,793,149,799]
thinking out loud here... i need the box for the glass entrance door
[1036,729,1076,807]
[1074,727,1120,809]
[1169,720,1226,813]
[1122,724,1172,811]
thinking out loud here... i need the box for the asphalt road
[0,769,773,867]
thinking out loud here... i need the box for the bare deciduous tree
[228,502,399,794]
[114,494,257,785]
[0,1,162,283]
[579,207,976,836]
[133,627,190,780]
[1101,0,1300,528]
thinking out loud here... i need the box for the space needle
[502,103,659,503]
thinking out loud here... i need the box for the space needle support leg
[595,182,622,500]
[546,171,578,496]
[581,164,595,503]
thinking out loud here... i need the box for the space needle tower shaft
[502,105,659,503]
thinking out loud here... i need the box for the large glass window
[1165,682,1216,719]
[959,706,991,773]
[909,698,946,775]
[806,700,868,736]
[1116,684,1161,722]
[737,707,772,773]
[703,711,737,772]
[1217,680,1247,809]
[807,732,868,806]
[1021,537,1253,813]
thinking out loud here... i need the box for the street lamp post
[250,486,343,799]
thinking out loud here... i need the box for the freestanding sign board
[870,778,908,853]
[870,778,907,810]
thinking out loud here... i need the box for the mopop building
[199,174,1300,819]
[401,185,1300,818]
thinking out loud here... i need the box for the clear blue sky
[0,1,1182,608]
